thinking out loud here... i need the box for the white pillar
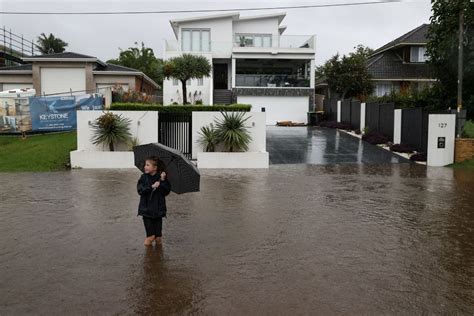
[360,102,366,133]
[310,60,315,88]
[393,109,402,144]
[427,114,456,167]
[231,58,236,89]
[337,100,341,123]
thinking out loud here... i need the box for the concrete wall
[237,95,309,125]
[191,111,266,159]
[76,110,158,151]
[0,74,33,92]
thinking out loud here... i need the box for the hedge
[110,103,252,112]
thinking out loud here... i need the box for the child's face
[144,160,158,174]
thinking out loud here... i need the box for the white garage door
[237,96,309,125]
[3,83,34,91]
[41,68,86,95]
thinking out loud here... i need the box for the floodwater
[1,165,474,314]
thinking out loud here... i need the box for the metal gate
[158,112,192,159]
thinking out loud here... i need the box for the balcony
[164,35,316,56]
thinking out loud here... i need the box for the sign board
[427,114,456,167]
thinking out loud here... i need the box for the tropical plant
[198,124,219,152]
[36,33,68,54]
[127,136,140,151]
[163,54,212,104]
[316,44,374,100]
[107,42,164,87]
[214,112,252,152]
[91,112,132,151]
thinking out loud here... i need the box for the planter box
[197,152,269,169]
[455,138,474,163]
[70,150,135,169]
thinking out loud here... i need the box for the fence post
[360,102,366,133]
[393,109,402,144]
[337,100,341,123]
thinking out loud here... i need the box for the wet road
[267,127,408,164]
[1,165,474,314]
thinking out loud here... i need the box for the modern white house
[163,12,316,125]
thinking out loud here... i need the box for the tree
[316,45,374,100]
[107,42,164,88]
[163,54,212,104]
[36,33,68,54]
[427,0,474,117]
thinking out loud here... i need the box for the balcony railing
[235,74,310,88]
[165,35,316,53]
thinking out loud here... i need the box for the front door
[213,64,228,89]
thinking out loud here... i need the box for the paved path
[266,126,409,164]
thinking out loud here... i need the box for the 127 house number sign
[438,123,447,128]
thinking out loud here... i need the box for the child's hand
[160,172,166,180]
[152,181,160,188]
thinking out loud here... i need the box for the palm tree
[163,54,212,104]
[36,33,68,54]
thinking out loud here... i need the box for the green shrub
[91,112,132,151]
[214,112,252,152]
[110,103,252,112]
[462,120,474,138]
[198,124,219,152]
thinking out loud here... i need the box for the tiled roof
[371,24,430,56]
[0,64,32,71]
[94,63,140,72]
[27,52,96,59]
[367,51,433,80]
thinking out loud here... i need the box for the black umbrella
[133,143,200,194]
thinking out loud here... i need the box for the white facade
[163,12,316,125]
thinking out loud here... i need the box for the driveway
[266,126,409,164]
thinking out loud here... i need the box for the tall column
[231,58,236,89]
[310,59,315,88]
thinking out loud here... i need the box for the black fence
[366,102,395,141]
[158,112,192,159]
[401,108,428,152]
[323,98,338,121]
[340,100,351,125]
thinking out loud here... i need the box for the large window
[235,59,311,87]
[235,34,272,48]
[410,46,428,63]
[375,82,400,96]
[181,29,210,52]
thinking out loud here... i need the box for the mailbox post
[427,114,456,167]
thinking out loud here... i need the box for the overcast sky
[1,0,432,65]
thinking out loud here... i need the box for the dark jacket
[137,173,171,218]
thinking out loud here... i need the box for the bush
[354,129,361,135]
[462,120,474,138]
[90,112,132,151]
[110,103,252,112]
[410,152,427,162]
[362,130,389,145]
[390,143,415,153]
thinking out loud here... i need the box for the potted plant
[198,123,219,152]
[214,111,252,152]
[239,36,246,47]
[91,111,132,151]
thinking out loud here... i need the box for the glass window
[254,36,263,48]
[182,30,191,51]
[197,78,203,86]
[410,46,428,62]
[186,79,191,85]
[376,83,393,96]
[192,30,200,51]
[173,78,178,86]
[201,30,210,52]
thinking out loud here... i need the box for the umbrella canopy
[133,143,200,194]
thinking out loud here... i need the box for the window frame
[235,33,272,47]
[181,28,211,52]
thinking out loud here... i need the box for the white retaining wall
[76,110,158,151]
[192,111,267,160]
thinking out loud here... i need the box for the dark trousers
[143,217,163,237]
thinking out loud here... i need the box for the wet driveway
[267,126,408,164]
[1,165,474,314]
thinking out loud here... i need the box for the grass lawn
[463,120,474,138]
[451,159,474,170]
[0,132,77,172]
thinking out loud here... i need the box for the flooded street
[1,164,474,314]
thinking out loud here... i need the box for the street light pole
[457,7,464,112]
